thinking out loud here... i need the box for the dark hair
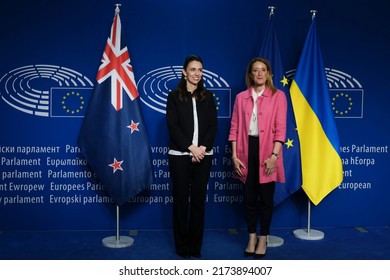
[177,55,207,102]
[245,57,277,94]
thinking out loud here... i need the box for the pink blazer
[229,87,287,184]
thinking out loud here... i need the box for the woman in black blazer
[166,55,217,258]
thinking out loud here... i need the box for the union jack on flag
[96,13,138,111]
[78,9,154,206]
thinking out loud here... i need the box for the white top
[192,96,199,146]
[249,88,264,136]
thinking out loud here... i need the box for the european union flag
[290,18,343,205]
[212,88,231,118]
[78,10,154,206]
[51,87,92,117]
[330,89,364,118]
[259,13,302,205]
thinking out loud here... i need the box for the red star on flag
[127,120,139,134]
[109,158,124,173]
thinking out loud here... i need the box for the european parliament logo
[137,66,231,118]
[286,68,364,118]
[0,64,93,117]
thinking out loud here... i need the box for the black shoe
[243,250,254,257]
[253,252,266,259]
[244,237,258,257]
[253,239,267,259]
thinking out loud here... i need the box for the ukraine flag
[290,19,343,205]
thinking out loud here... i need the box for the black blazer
[166,89,217,153]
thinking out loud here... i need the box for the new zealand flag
[78,11,154,206]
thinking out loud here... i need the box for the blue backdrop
[0,0,389,231]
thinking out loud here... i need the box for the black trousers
[244,136,275,235]
[169,154,212,255]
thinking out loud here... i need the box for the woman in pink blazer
[229,57,287,259]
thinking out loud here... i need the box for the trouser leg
[244,136,260,234]
[258,181,275,236]
[188,156,212,254]
[169,155,191,254]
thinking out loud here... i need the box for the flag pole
[292,10,324,241]
[265,6,284,248]
[293,198,324,240]
[268,5,275,19]
[102,204,134,248]
[114,3,121,14]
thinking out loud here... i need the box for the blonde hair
[245,57,276,93]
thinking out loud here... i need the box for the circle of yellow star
[61,91,85,114]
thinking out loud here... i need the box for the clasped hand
[189,145,206,163]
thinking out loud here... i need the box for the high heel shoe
[243,238,258,257]
[253,238,267,259]
[244,250,254,257]
[253,251,266,259]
